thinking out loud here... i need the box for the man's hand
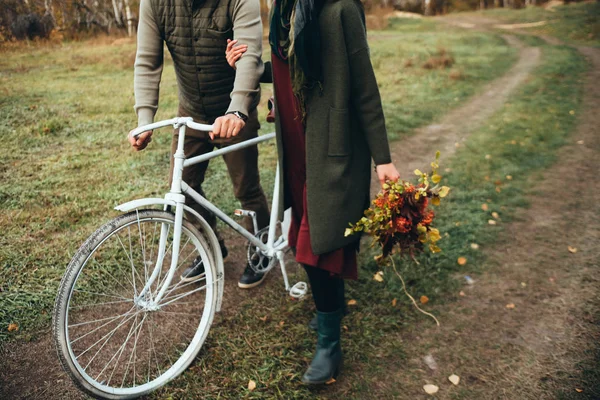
[376,163,400,188]
[226,39,248,69]
[128,130,153,151]
[210,114,245,140]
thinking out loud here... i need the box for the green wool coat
[275,0,392,255]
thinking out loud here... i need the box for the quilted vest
[150,0,252,121]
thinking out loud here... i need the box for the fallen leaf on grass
[549,277,556,283]
[8,323,18,332]
[485,154,492,160]
[259,315,268,322]
[506,303,516,309]
[459,291,466,296]
[481,203,489,211]
[568,246,578,253]
[423,354,438,371]
[577,140,584,145]
[569,110,575,115]
[373,271,384,282]
[448,374,460,385]
[423,384,439,394]
[492,212,499,219]
[343,325,348,331]
[488,219,497,225]
[326,378,337,385]
[248,380,256,391]
[392,298,397,307]
[521,282,527,288]
[347,299,357,306]
[470,243,479,250]
[457,257,467,266]
[420,295,429,304]
[496,186,502,193]
[278,321,285,327]
[506,175,513,180]
[575,388,583,393]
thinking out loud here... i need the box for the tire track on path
[373,35,540,190]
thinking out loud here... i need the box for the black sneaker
[238,264,268,289]
[180,246,228,282]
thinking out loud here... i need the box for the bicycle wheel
[53,209,219,399]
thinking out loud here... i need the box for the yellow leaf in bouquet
[417,224,427,233]
[438,186,450,198]
[432,174,442,184]
[428,228,441,242]
[414,169,423,176]
[429,244,442,253]
[344,228,353,237]
[431,196,440,206]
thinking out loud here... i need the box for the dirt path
[378,44,600,399]
[372,35,540,192]
[374,20,600,399]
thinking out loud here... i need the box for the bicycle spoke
[116,234,139,297]
[70,306,137,346]
[99,312,146,385]
[69,298,133,310]
[72,289,131,301]
[78,310,139,365]
[158,280,215,308]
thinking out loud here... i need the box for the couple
[130,0,400,385]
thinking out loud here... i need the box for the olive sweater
[133,0,264,126]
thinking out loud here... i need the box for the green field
[483,2,600,46]
[0,14,590,399]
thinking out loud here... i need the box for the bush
[10,13,53,40]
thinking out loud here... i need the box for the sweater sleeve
[343,2,391,166]
[227,0,264,116]
[133,0,164,127]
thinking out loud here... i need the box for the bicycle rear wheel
[53,209,218,399]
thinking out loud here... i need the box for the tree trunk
[480,0,486,9]
[112,0,123,26]
[123,0,133,36]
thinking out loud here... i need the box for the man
[129,0,270,289]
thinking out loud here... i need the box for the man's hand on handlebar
[128,130,153,151]
[210,114,245,140]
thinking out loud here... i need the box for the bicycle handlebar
[130,117,214,138]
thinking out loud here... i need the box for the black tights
[303,264,345,313]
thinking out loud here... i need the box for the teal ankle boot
[301,309,343,384]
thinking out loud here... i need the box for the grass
[148,41,587,399]
[0,14,590,399]
[482,2,600,46]
[0,19,516,344]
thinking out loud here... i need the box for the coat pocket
[328,107,351,157]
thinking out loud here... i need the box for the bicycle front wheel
[53,210,218,399]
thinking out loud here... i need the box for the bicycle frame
[116,118,304,310]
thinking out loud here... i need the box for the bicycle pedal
[289,281,308,299]
[234,209,255,217]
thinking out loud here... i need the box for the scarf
[269,0,325,116]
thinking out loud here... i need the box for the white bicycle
[52,117,307,399]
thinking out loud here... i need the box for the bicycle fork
[135,124,189,307]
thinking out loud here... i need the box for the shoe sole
[179,252,229,283]
[237,270,269,289]
[180,272,206,283]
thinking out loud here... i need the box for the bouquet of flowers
[345,152,450,325]
[346,151,450,262]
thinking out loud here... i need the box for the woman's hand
[376,163,400,188]
[225,39,248,69]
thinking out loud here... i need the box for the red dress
[271,56,358,280]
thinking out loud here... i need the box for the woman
[225,0,400,384]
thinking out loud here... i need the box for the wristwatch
[227,111,248,122]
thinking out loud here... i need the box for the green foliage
[484,2,600,46]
